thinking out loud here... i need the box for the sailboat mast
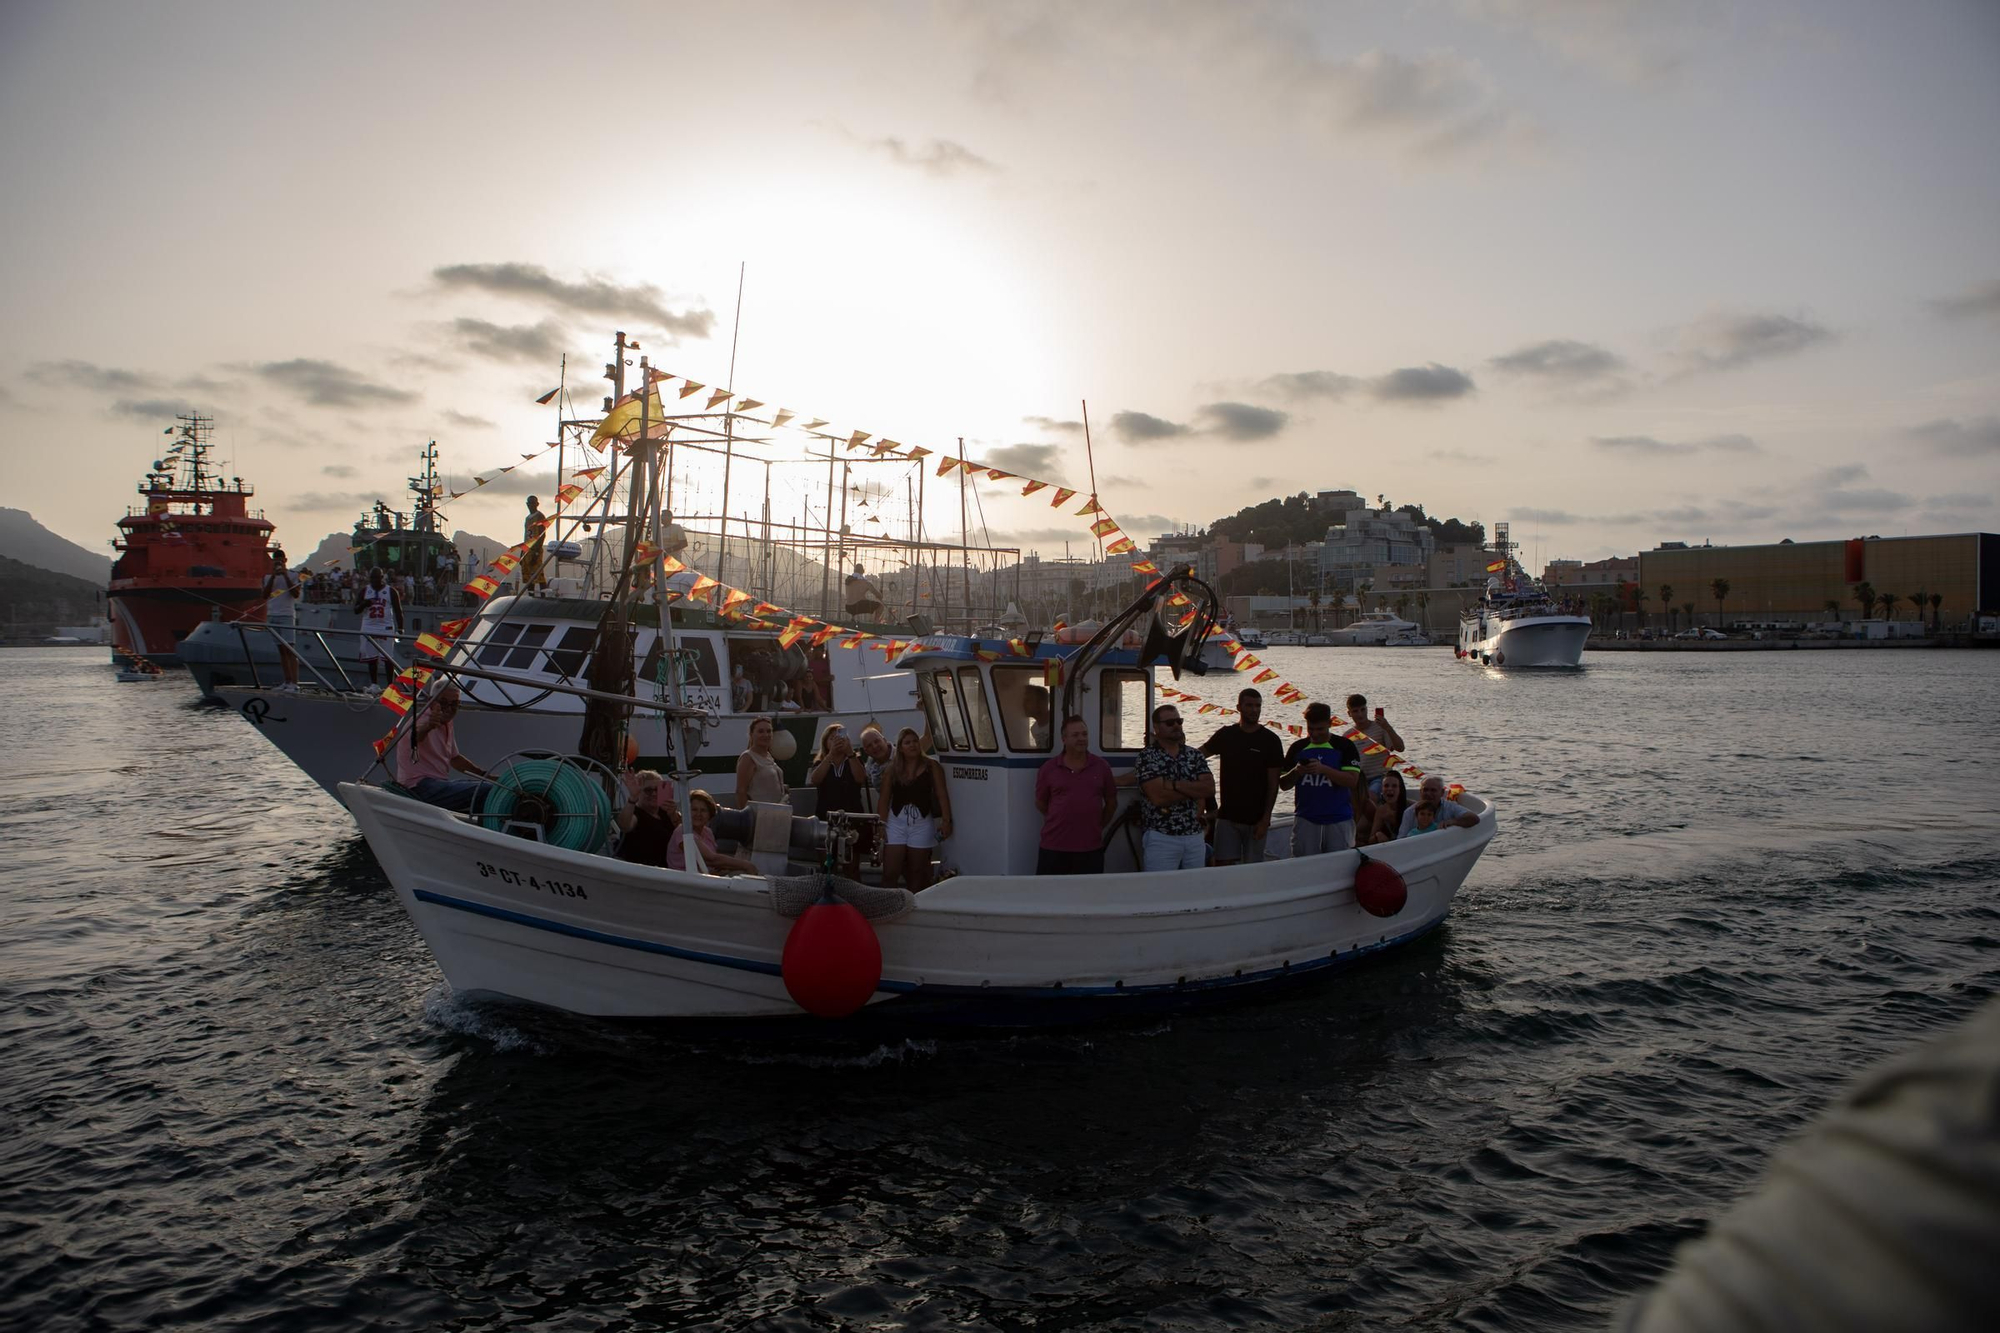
[957,437,970,631]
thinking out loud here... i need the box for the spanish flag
[438,616,473,638]
[463,575,501,600]
[414,632,453,659]
[1486,559,1506,573]
[371,727,399,758]
[379,684,413,715]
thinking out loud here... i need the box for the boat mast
[638,351,705,872]
[957,436,970,632]
[716,262,745,593]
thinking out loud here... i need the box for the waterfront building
[1639,533,1998,627]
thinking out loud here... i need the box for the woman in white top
[733,716,788,808]
[261,549,302,692]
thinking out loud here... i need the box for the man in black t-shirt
[1200,687,1284,864]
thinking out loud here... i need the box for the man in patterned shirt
[1134,702,1215,870]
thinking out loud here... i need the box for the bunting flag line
[414,632,453,659]
[535,387,561,405]
[463,575,500,600]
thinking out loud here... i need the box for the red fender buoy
[781,899,883,1018]
[1353,854,1407,918]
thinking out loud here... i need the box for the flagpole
[958,437,971,633]
[717,262,745,592]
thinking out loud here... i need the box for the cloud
[28,359,161,395]
[108,396,200,421]
[1022,414,1084,433]
[1371,362,1476,402]
[863,135,999,177]
[1260,370,1361,400]
[1266,43,1542,158]
[288,489,383,514]
[1511,506,1581,524]
[254,359,417,408]
[321,464,359,479]
[1908,416,2000,457]
[1112,410,1190,441]
[451,317,567,364]
[1196,401,1288,441]
[1259,364,1473,405]
[443,409,497,430]
[1670,311,1834,375]
[1488,338,1630,395]
[1458,0,1702,86]
[982,442,1062,475]
[431,262,714,339]
[1590,432,1758,456]
[1929,278,2000,321]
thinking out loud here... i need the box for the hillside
[0,508,112,582]
[1,554,105,627]
[1208,493,1484,549]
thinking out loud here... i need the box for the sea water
[3,645,1996,1330]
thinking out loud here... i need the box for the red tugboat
[107,413,275,667]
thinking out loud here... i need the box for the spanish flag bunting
[1198,703,1218,714]
[974,646,1001,662]
[439,616,472,638]
[1050,487,1076,508]
[1044,658,1065,689]
[705,388,732,410]
[878,638,908,657]
[687,575,719,600]
[464,575,501,600]
[1252,668,1277,684]
[1021,480,1047,497]
[840,633,870,649]
[1236,653,1261,670]
[554,483,583,507]
[1129,559,1160,575]
[935,457,962,478]
[646,367,673,384]
[1363,742,1387,755]
[371,728,399,759]
[679,380,704,399]
[752,601,784,618]
[1076,496,1103,516]
[488,552,520,575]
[1486,559,1506,573]
[1446,783,1465,800]
[572,466,606,483]
[985,469,1013,481]
[847,430,871,450]
[720,588,753,613]
[632,540,660,564]
[535,387,561,405]
[1403,767,1424,780]
[661,555,686,575]
[1089,517,1120,539]
[777,625,806,648]
[590,393,645,447]
[803,418,828,432]
[771,409,795,428]
[1105,537,1137,556]
[1288,724,1303,736]
[1166,592,1191,607]
[521,451,538,461]
[872,438,901,456]
[379,684,413,715]
[736,398,763,412]
[809,625,842,648]
[907,445,932,461]
[414,632,453,659]
[1006,638,1031,657]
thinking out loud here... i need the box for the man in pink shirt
[1033,714,1119,875]
[393,684,493,811]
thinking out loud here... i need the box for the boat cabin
[898,638,1161,876]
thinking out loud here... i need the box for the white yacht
[1321,609,1421,646]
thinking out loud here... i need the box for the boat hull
[178,599,468,696]
[1458,615,1590,668]
[341,782,1496,1024]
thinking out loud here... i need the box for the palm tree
[1658,584,1672,633]
[1880,591,1901,621]
[1853,581,1876,620]
[1416,590,1431,631]
[1928,592,1943,631]
[1907,592,1924,622]
[1710,577,1730,628]
[1306,588,1320,633]
[1823,598,1842,624]
[1681,601,1695,629]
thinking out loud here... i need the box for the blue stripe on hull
[411,887,1450,1024]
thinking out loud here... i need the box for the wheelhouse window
[991,665,1053,752]
[503,624,554,669]
[475,622,525,666]
[545,626,595,680]
[930,670,973,752]
[955,667,999,753]
[1099,669,1150,751]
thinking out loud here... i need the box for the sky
[3,0,1997,571]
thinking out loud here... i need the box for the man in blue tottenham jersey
[1279,700,1366,856]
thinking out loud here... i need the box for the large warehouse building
[1638,532,1999,626]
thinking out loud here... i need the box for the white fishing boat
[1383,628,1433,647]
[1321,608,1421,646]
[342,551,1497,1025]
[1456,524,1588,668]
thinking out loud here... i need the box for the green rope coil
[477,758,613,852]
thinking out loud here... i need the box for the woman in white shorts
[876,726,953,891]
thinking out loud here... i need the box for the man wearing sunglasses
[1134,703,1215,870]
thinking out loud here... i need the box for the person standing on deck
[261,549,303,693]
[521,496,549,590]
[1134,703,1214,871]
[353,566,402,689]
[1201,687,1282,864]
[1345,693,1406,797]
[1035,715,1119,875]
[1280,701,1364,856]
